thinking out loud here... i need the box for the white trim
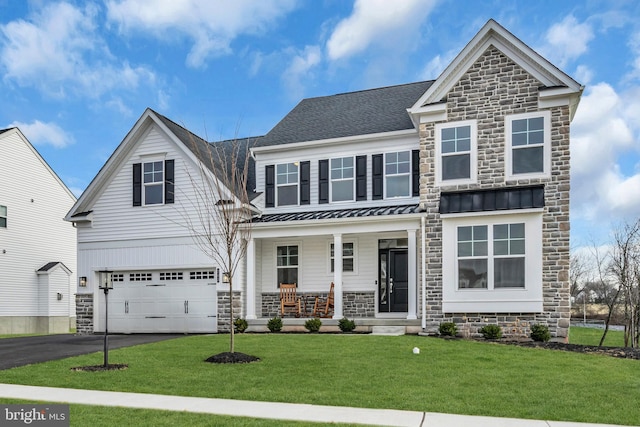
[435,120,478,186]
[329,156,356,203]
[328,239,358,275]
[275,162,299,207]
[274,241,302,287]
[384,151,412,199]
[504,111,551,180]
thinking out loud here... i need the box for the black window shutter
[165,159,175,204]
[300,161,310,205]
[372,154,383,200]
[133,163,142,207]
[319,159,329,204]
[412,150,420,197]
[265,165,275,208]
[356,155,367,201]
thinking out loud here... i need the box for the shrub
[439,322,458,337]
[233,318,248,333]
[338,317,356,333]
[304,318,322,333]
[267,317,282,333]
[530,324,551,342]
[479,324,502,340]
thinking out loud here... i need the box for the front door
[378,249,408,313]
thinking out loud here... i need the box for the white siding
[0,130,77,317]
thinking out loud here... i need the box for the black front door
[378,249,408,313]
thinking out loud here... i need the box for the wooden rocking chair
[279,283,301,317]
[313,282,334,318]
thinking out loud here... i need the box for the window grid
[330,157,355,202]
[159,272,183,281]
[112,273,124,282]
[385,151,410,198]
[129,273,152,281]
[277,245,298,286]
[276,163,299,206]
[506,112,549,178]
[143,161,164,205]
[440,125,471,181]
[190,270,217,280]
[330,242,355,272]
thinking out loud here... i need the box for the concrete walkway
[0,383,630,427]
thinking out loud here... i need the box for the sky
[1,0,639,250]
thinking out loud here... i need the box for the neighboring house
[0,128,77,334]
[68,19,582,339]
[65,110,255,334]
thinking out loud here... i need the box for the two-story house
[0,127,77,334]
[67,19,582,339]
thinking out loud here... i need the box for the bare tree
[586,241,621,347]
[608,219,640,347]
[178,132,256,355]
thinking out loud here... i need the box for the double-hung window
[330,157,354,202]
[505,111,550,179]
[276,163,298,206]
[457,223,525,290]
[277,245,298,285]
[435,120,477,185]
[385,151,410,197]
[143,161,164,205]
[0,205,6,228]
[330,242,355,272]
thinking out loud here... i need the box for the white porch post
[332,233,344,319]
[407,228,418,320]
[245,238,256,320]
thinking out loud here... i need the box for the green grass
[569,326,625,347]
[0,333,638,425]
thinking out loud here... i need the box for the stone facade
[217,291,242,332]
[75,293,94,334]
[419,46,571,339]
[261,291,375,318]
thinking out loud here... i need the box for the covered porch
[244,205,423,326]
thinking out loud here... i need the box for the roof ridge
[306,80,435,101]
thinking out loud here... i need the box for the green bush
[304,318,322,333]
[479,324,502,340]
[233,318,248,333]
[267,317,282,333]
[338,317,356,333]
[439,322,458,337]
[530,324,551,342]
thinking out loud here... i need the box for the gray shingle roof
[257,81,433,147]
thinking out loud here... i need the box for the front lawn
[569,326,625,347]
[0,333,638,426]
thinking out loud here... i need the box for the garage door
[108,270,218,333]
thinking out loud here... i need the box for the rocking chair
[279,283,301,317]
[313,282,334,318]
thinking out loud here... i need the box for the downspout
[421,214,427,331]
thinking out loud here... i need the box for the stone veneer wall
[75,293,94,334]
[261,291,375,318]
[418,46,571,339]
[217,291,242,332]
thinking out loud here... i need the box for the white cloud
[106,0,297,68]
[0,2,156,98]
[9,120,74,148]
[326,0,438,61]
[571,82,640,221]
[574,65,593,85]
[282,45,322,99]
[420,49,457,80]
[541,15,594,67]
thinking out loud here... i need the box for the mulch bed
[500,340,640,360]
[205,352,260,364]
[71,364,129,372]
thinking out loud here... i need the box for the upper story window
[0,205,6,228]
[144,161,164,205]
[133,159,174,207]
[505,111,551,179]
[435,120,477,186]
[330,157,354,202]
[276,163,299,206]
[385,151,411,198]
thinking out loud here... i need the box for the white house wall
[0,130,76,321]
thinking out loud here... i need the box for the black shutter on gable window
[411,150,420,197]
[356,155,367,201]
[265,165,275,208]
[319,159,329,204]
[165,159,175,204]
[133,163,142,207]
[300,161,310,205]
[372,154,383,200]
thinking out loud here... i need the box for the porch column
[332,233,344,319]
[245,238,256,320]
[407,228,418,320]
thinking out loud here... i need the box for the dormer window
[143,161,164,205]
[132,159,174,207]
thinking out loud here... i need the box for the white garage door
[108,270,218,333]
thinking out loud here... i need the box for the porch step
[370,326,406,336]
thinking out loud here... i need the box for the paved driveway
[0,334,184,370]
